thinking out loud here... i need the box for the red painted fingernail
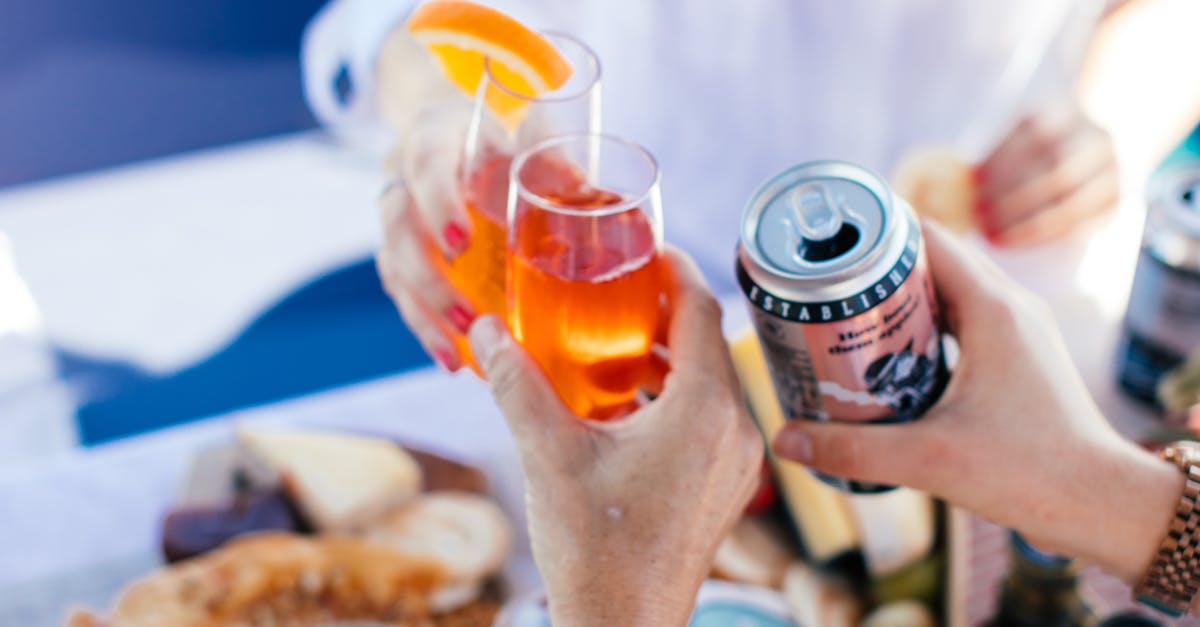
[983,225,1004,246]
[443,222,468,254]
[971,165,986,185]
[433,348,460,371]
[446,303,476,334]
[975,199,992,220]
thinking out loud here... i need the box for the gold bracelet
[1134,441,1200,617]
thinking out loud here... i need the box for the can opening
[788,182,861,262]
[798,223,861,262]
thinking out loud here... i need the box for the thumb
[772,419,944,492]
[468,315,577,451]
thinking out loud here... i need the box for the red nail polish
[443,222,468,253]
[433,348,459,371]
[446,303,475,334]
[983,225,1004,246]
[971,165,986,185]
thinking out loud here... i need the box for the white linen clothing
[303,0,1099,294]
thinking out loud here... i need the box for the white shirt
[304,0,1098,294]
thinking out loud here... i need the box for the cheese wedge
[238,428,423,532]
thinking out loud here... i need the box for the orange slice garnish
[406,0,573,126]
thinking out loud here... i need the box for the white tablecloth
[0,367,540,626]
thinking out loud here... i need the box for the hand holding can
[738,161,950,493]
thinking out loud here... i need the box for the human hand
[376,104,477,372]
[975,100,1119,247]
[468,248,764,626]
[772,221,1180,582]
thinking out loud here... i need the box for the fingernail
[974,198,992,220]
[446,303,476,334]
[433,348,460,371]
[774,426,813,463]
[468,315,506,366]
[971,165,986,185]
[443,222,468,254]
[983,225,1004,246]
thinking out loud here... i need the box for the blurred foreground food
[69,428,512,626]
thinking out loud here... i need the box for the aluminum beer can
[1117,166,1200,406]
[736,161,950,494]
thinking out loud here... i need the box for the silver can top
[741,161,893,284]
[1146,166,1200,272]
[1150,166,1200,237]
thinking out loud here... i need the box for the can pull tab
[789,183,844,241]
[787,182,861,263]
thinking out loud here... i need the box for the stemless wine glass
[441,32,601,372]
[507,134,664,420]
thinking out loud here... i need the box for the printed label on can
[740,227,948,424]
[1124,248,1200,357]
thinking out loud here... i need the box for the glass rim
[511,133,660,218]
[482,31,601,104]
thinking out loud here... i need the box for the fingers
[772,419,953,493]
[400,110,473,258]
[377,183,478,368]
[976,106,1074,203]
[638,344,670,399]
[992,162,1119,247]
[377,247,462,371]
[920,220,1011,325]
[660,246,736,385]
[469,315,579,460]
[976,105,1119,245]
[983,130,1113,234]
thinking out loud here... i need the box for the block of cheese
[238,428,423,532]
[728,330,859,563]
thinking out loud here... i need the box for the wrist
[545,562,701,627]
[1051,439,1182,582]
[549,597,693,627]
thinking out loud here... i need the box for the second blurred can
[1117,166,1200,408]
[737,161,950,493]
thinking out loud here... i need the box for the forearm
[1067,439,1181,582]
[998,431,1180,585]
[1078,0,1200,178]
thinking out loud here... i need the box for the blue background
[0,0,431,444]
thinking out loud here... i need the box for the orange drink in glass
[441,33,601,372]
[508,134,664,419]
